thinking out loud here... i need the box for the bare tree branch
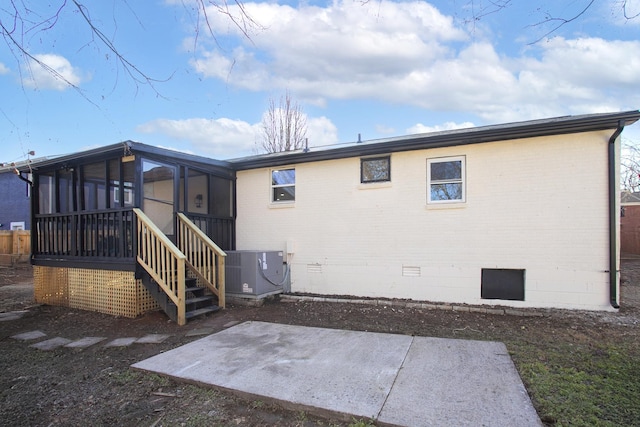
[71,1,172,96]
[624,0,640,19]
[259,92,308,153]
[622,139,640,192]
[527,0,596,45]
[0,14,99,107]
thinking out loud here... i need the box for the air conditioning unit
[225,251,288,299]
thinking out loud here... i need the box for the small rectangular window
[272,168,295,202]
[427,156,465,203]
[361,156,390,183]
[113,181,134,205]
[481,269,525,301]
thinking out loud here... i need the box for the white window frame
[427,156,466,204]
[271,168,296,203]
[113,181,134,205]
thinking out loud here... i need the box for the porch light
[195,194,203,208]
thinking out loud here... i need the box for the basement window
[361,156,390,183]
[272,168,295,202]
[481,268,525,301]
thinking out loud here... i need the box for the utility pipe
[608,120,625,309]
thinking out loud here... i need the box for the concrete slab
[136,334,170,344]
[378,336,541,427]
[133,321,411,419]
[30,337,73,351]
[132,321,541,426]
[104,337,138,348]
[11,330,46,341]
[65,337,107,349]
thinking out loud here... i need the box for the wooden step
[185,306,220,320]
[186,295,215,305]
[185,286,205,295]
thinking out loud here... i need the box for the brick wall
[236,130,616,311]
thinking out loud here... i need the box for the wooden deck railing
[177,213,226,308]
[34,209,135,259]
[134,208,187,325]
[183,213,234,251]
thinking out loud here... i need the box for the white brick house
[26,110,640,323]
[233,111,640,311]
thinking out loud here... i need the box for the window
[272,168,295,202]
[427,156,465,203]
[361,156,390,183]
[113,182,134,205]
[481,269,525,301]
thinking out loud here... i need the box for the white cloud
[0,63,9,75]
[137,118,260,158]
[407,121,475,134]
[136,115,339,158]
[23,54,83,90]
[375,124,396,135]
[307,116,339,147]
[183,1,640,124]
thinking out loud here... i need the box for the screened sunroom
[28,141,234,324]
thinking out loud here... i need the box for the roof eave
[231,110,640,170]
[27,141,235,172]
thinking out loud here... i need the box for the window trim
[271,168,296,203]
[360,156,391,184]
[427,155,466,204]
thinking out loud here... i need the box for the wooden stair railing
[134,208,188,325]
[177,213,226,309]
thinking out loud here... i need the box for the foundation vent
[307,264,323,274]
[402,266,421,277]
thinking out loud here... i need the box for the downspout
[608,120,625,309]
[13,169,33,186]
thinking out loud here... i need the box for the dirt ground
[1,261,639,427]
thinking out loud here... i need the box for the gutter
[232,110,640,170]
[608,120,625,309]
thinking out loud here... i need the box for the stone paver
[186,328,214,337]
[10,331,172,351]
[223,320,240,328]
[30,337,73,351]
[104,337,138,347]
[11,330,47,341]
[0,311,28,321]
[136,334,170,344]
[65,337,107,349]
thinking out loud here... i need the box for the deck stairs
[134,209,226,325]
[141,273,220,322]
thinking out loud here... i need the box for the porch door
[142,159,176,238]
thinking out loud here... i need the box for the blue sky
[1,0,640,165]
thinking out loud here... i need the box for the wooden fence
[0,230,31,266]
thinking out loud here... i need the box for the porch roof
[23,141,235,177]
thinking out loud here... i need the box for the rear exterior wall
[235,130,618,311]
[0,171,31,230]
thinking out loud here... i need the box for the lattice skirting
[34,266,159,318]
[34,266,69,306]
